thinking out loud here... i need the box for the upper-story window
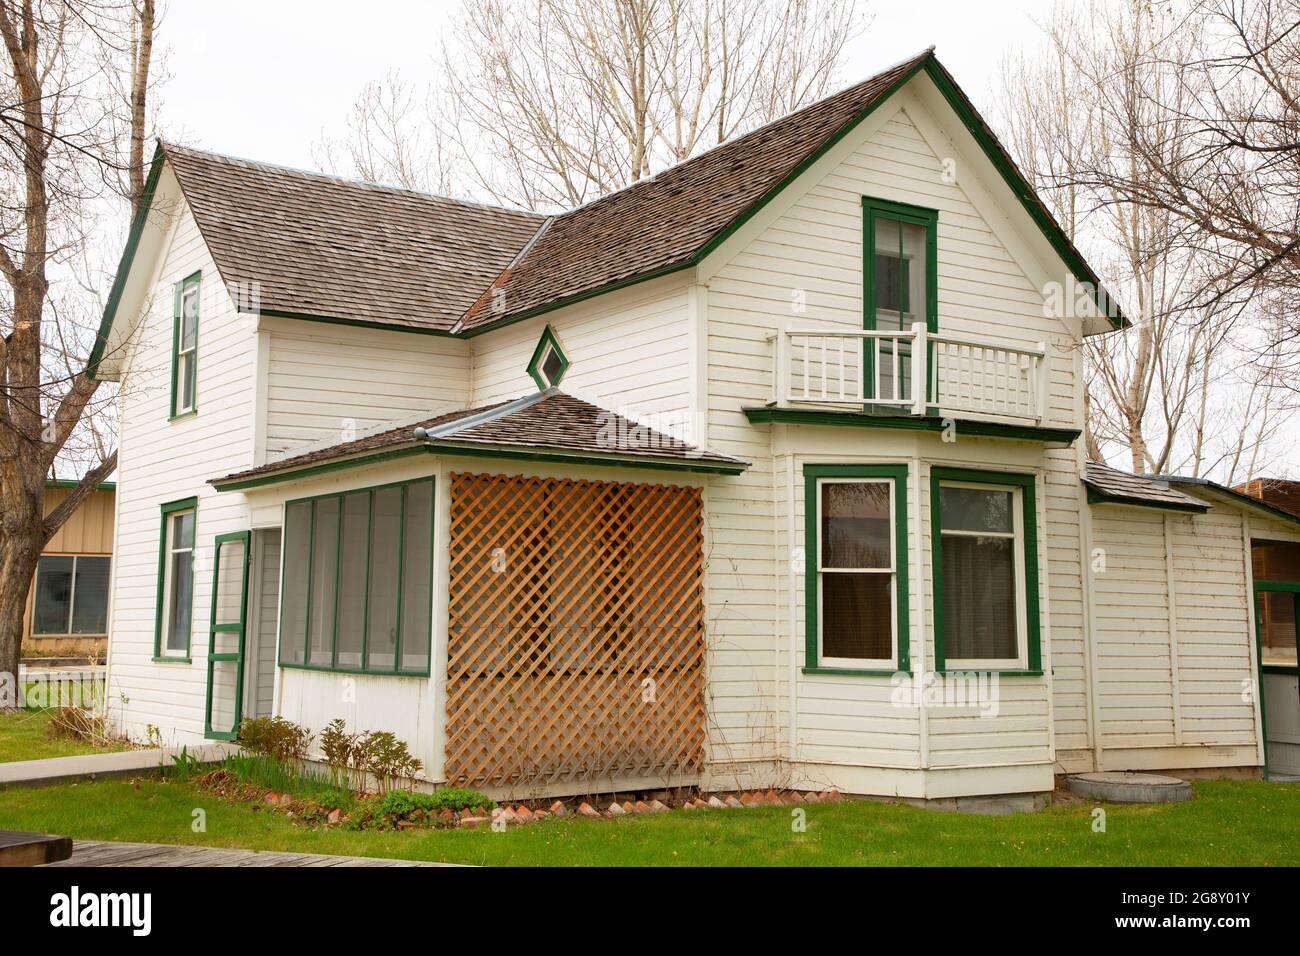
[171,271,200,418]
[862,197,936,402]
[527,325,569,390]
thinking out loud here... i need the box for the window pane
[942,534,1016,660]
[71,556,110,634]
[167,549,193,652]
[279,500,311,664]
[542,348,563,385]
[33,556,74,634]
[367,487,402,670]
[873,218,925,328]
[821,482,891,569]
[181,288,198,348]
[400,481,434,672]
[336,492,370,669]
[173,511,195,549]
[1258,591,1297,666]
[822,573,892,660]
[940,486,1013,534]
[308,498,339,666]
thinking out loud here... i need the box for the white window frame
[815,476,898,670]
[174,281,199,415]
[938,479,1027,671]
[160,508,196,657]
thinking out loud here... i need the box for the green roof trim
[1166,477,1300,530]
[45,479,116,491]
[743,406,1080,445]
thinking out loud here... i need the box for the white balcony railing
[769,322,1048,423]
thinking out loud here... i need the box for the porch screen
[278,478,433,674]
[445,472,706,789]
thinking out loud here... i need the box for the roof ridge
[159,141,546,220]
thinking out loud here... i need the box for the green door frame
[205,530,251,740]
[1253,579,1300,781]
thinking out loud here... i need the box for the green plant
[218,753,353,808]
[238,716,314,763]
[344,786,494,831]
[353,730,421,792]
[320,718,360,788]
[164,746,206,782]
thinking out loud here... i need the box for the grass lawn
[0,709,131,763]
[0,775,1295,865]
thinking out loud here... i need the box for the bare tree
[998,0,1294,479]
[0,0,156,700]
[318,0,868,210]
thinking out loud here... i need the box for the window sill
[168,410,197,422]
[152,656,192,664]
[935,668,1043,677]
[802,666,907,678]
[278,661,431,679]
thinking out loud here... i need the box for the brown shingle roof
[1083,461,1208,512]
[458,50,932,331]
[163,144,545,332]
[211,390,748,488]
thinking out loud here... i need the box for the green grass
[0,709,131,763]
[0,776,1294,865]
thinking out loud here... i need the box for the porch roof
[1083,461,1209,513]
[210,389,749,490]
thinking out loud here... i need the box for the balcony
[768,322,1049,425]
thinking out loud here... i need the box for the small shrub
[164,746,207,782]
[320,718,360,788]
[354,730,422,792]
[45,706,107,743]
[238,716,313,763]
[345,787,493,830]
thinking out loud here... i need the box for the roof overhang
[1165,477,1300,531]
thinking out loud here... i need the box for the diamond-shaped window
[527,326,569,390]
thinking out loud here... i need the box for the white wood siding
[1089,502,1260,764]
[263,318,471,457]
[107,202,258,744]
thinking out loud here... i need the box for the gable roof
[211,389,749,490]
[91,49,1126,377]
[1083,461,1209,513]
[164,144,545,333]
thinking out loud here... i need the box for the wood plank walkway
[43,840,455,867]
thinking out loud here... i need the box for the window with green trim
[527,325,569,390]
[279,478,434,675]
[171,271,200,417]
[930,468,1041,673]
[154,498,197,660]
[804,464,909,673]
[862,197,936,402]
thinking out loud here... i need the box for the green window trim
[862,196,937,407]
[278,477,434,677]
[526,324,570,391]
[804,463,910,674]
[169,270,201,419]
[929,467,1041,673]
[153,496,199,660]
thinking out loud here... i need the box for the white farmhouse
[91,50,1300,800]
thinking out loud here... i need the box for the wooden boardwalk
[44,840,455,867]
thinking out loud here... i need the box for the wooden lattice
[445,472,706,789]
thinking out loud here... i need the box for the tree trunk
[0,491,43,711]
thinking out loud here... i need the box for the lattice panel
[445,472,706,789]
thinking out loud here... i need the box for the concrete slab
[1067,771,1193,803]
[0,743,238,788]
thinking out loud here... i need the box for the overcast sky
[155,0,1049,172]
